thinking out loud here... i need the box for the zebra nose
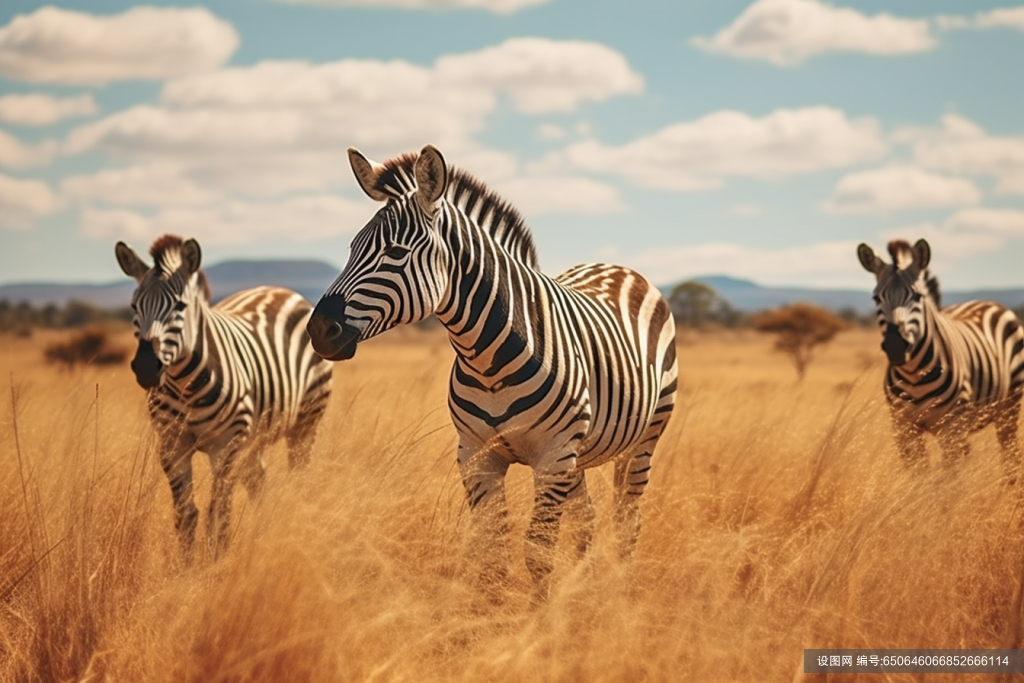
[308,294,361,361]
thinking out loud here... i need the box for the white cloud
[0,173,62,229]
[61,166,222,207]
[0,128,55,168]
[938,6,1024,32]
[537,123,567,141]
[269,0,547,12]
[625,239,864,288]
[434,38,644,114]
[0,6,238,85]
[883,208,1024,261]
[63,39,640,200]
[692,0,935,66]
[909,114,1024,196]
[495,176,625,215]
[729,203,764,217]
[0,93,96,126]
[822,165,981,214]
[542,106,887,191]
[80,195,369,247]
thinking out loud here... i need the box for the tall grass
[1,328,1022,682]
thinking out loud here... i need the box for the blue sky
[1,0,1023,291]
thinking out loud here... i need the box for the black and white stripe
[858,238,1024,473]
[116,235,332,559]
[307,145,678,591]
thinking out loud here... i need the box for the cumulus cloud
[80,194,369,247]
[884,208,1024,260]
[0,173,63,229]
[908,114,1024,196]
[540,106,886,191]
[938,6,1024,32]
[0,128,55,168]
[61,165,222,207]
[822,166,982,214]
[63,39,640,200]
[693,0,935,66]
[269,0,548,12]
[625,239,864,289]
[434,38,643,114]
[0,6,238,85]
[495,176,625,215]
[0,93,96,126]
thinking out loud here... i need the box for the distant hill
[0,259,342,309]
[661,275,1024,313]
[5,264,1024,315]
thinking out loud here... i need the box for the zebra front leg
[158,432,199,563]
[207,448,241,560]
[525,462,584,600]
[893,424,928,472]
[565,471,595,559]
[613,450,652,561]
[457,444,511,599]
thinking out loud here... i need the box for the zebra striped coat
[116,235,332,559]
[858,238,1024,472]
[307,145,677,592]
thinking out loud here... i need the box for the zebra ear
[912,239,931,271]
[348,148,389,202]
[115,241,150,281]
[181,238,202,275]
[857,243,885,277]
[414,144,448,212]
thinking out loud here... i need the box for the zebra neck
[165,303,215,388]
[894,304,944,381]
[434,215,538,380]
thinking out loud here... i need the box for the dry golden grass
[2,327,1023,682]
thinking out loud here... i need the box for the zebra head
[115,235,209,389]
[308,145,452,361]
[857,238,938,366]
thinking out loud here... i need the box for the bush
[43,328,129,371]
[752,303,847,380]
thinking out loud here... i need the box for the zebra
[857,238,1024,476]
[115,234,333,559]
[306,145,678,594]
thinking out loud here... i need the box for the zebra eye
[872,295,881,304]
[385,244,410,260]
[173,300,187,312]
[911,291,923,302]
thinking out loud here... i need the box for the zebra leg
[525,462,584,598]
[457,444,511,595]
[285,396,327,470]
[159,432,199,562]
[565,471,595,559]
[938,428,970,469]
[995,398,1022,486]
[613,450,651,561]
[893,426,928,472]
[238,446,267,500]
[207,449,241,560]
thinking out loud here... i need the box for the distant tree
[752,303,847,380]
[669,280,743,328]
[836,306,875,328]
[43,328,128,371]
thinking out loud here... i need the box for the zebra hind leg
[613,450,650,562]
[458,445,512,602]
[565,471,595,559]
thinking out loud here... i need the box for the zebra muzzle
[882,323,911,366]
[131,338,164,389]
[307,296,361,361]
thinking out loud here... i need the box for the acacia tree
[752,303,847,380]
[669,280,742,328]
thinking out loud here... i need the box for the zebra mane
[370,153,540,269]
[887,239,941,307]
[148,234,212,303]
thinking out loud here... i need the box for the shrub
[43,328,128,371]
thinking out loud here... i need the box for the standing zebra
[857,238,1024,475]
[116,235,333,559]
[307,145,678,593]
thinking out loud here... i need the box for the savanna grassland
[2,326,1023,682]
